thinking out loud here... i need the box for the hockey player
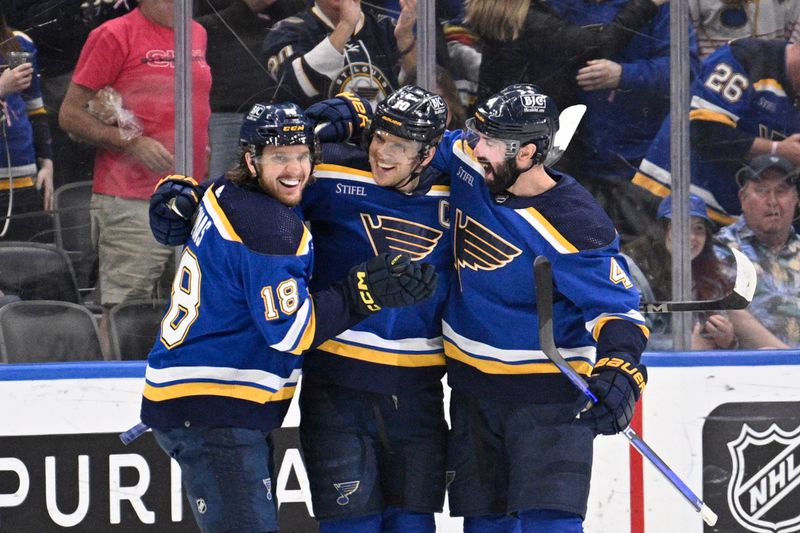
[298,86,452,533]
[633,38,800,225]
[148,87,452,533]
[431,85,650,532]
[140,102,437,533]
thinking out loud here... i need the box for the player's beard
[479,158,522,195]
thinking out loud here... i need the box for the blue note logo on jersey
[454,209,521,287]
[263,477,273,501]
[334,480,360,506]
[361,213,444,261]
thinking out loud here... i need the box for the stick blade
[544,105,586,167]
[638,246,758,313]
[729,247,757,304]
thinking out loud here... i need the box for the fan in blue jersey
[139,102,437,533]
[148,87,452,533]
[633,39,800,227]
[429,85,649,533]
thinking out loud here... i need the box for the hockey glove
[306,92,373,143]
[576,353,647,436]
[149,175,202,246]
[345,253,438,315]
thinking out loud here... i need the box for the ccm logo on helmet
[283,125,305,131]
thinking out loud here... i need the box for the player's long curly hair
[225,145,319,190]
[226,147,260,189]
[624,218,731,302]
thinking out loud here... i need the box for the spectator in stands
[624,194,736,350]
[198,0,304,177]
[466,0,667,113]
[58,0,212,351]
[465,0,685,243]
[441,17,480,111]
[13,0,134,193]
[0,2,54,242]
[262,0,417,109]
[634,39,800,227]
[715,155,799,349]
[552,0,699,243]
[690,0,800,60]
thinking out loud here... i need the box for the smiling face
[470,130,511,182]
[367,129,427,192]
[666,216,708,261]
[250,145,312,207]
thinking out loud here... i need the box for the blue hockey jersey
[141,179,354,431]
[633,39,800,224]
[262,5,401,109]
[1,31,49,178]
[431,131,649,403]
[301,142,452,394]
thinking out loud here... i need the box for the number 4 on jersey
[609,258,633,289]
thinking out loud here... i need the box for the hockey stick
[533,256,718,526]
[543,104,587,167]
[639,247,757,313]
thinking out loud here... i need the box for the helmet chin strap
[391,146,430,193]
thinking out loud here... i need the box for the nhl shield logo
[727,423,800,533]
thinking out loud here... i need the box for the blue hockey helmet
[466,84,559,163]
[366,85,449,153]
[239,102,316,153]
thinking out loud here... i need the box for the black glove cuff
[592,352,647,400]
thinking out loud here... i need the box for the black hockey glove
[149,175,202,246]
[345,253,438,315]
[576,353,647,436]
[306,92,372,143]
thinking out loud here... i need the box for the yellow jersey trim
[315,163,374,180]
[205,186,243,243]
[632,172,671,197]
[295,225,312,256]
[143,382,296,403]
[289,300,316,355]
[689,109,736,128]
[523,207,579,253]
[444,340,592,375]
[592,316,650,341]
[318,339,446,367]
[0,177,35,191]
